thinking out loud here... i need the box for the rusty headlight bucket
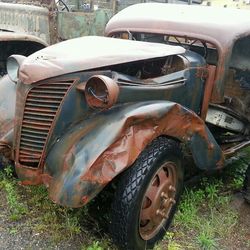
[6,55,26,83]
[85,75,119,109]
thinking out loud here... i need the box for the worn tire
[110,137,184,250]
[243,165,250,204]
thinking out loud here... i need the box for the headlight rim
[85,75,120,110]
[6,55,26,83]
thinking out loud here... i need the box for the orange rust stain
[82,195,89,204]
[15,164,43,185]
[81,104,218,185]
[41,173,53,187]
[201,65,216,120]
[216,156,224,169]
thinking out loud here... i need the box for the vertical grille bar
[18,80,73,168]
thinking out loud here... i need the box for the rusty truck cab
[105,3,250,154]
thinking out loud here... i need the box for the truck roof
[105,3,250,49]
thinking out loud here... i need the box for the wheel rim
[139,161,177,240]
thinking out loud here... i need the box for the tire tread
[110,137,181,250]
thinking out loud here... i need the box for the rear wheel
[110,137,184,250]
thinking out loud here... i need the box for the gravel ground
[0,191,82,250]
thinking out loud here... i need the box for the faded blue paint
[45,101,223,207]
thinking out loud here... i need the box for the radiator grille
[18,80,73,168]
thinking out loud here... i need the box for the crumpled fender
[0,75,16,160]
[44,101,224,207]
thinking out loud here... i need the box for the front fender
[0,75,16,160]
[44,101,224,208]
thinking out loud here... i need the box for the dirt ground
[227,193,250,250]
[0,189,84,250]
[0,190,249,250]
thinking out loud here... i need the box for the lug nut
[169,185,176,192]
[169,198,176,204]
[161,192,168,200]
[156,209,167,218]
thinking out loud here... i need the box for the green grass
[0,148,249,249]
[172,182,237,249]
[0,166,115,249]
[153,148,250,250]
[0,167,28,220]
[85,241,105,250]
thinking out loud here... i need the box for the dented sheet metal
[38,101,224,207]
[19,36,185,84]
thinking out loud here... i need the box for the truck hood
[19,36,185,84]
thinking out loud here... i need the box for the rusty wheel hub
[139,162,177,240]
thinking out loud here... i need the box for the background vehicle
[1,2,250,250]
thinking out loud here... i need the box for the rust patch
[41,173,52,187]
[81,196,89,205]
[15,163,43,185]
[85,75,120,109]
[201,65,216,120]
[81,104,223,186]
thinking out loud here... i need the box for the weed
[175,189,204,229]
[197,231,217,250]
[85,241,104,250]
[3,166,14,178]
[246,239,250,248]
[174,168,239,249]
[0,166,28,220]
[163,232,182,250]
[0,149,249,249]
[9,227,18,235]
[224,150,249,190]
[64,215,81,236]
[204,183,219,205]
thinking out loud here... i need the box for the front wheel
[110,137,184,250]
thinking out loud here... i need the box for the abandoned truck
[1,2,250,250]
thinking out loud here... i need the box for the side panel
[42,101,223,208]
